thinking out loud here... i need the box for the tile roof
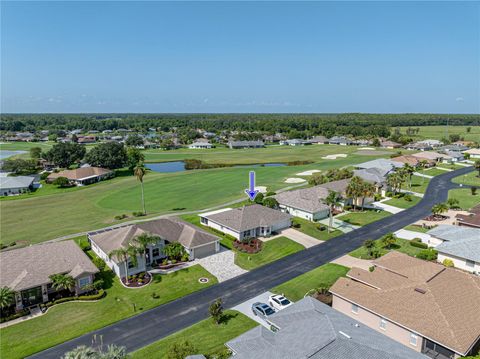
[0,241,98,291]
[226,296,427,359]
[89,217,219,258]
[330,252,480,355]
[0,176,35,190]
[412,151,450,161]
[202,204,291,232]
[48,167,113,181]
[391,155,423,166]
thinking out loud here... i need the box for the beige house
[0,241,98,311]
[464,148,480,159]
[47,167,114,186]
[330,252,480,358]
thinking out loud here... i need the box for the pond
[146,161,287,173]
[0,150,27,160]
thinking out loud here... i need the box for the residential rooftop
[226,296,427,359]
[427,224,480,242]
[47,166,113,181]
[0,175,35,190]
[330,252,480,356]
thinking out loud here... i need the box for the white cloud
[455,97,465,102]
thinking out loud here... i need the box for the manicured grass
[396,125,480,142]
[409,175,430,193]
[0,154,390,245]
[453,171,480,187]
[349,237,424,260]
[0,141,54,152]
[404,224,431,233]
[143,144,396,165]
[0,180,90,202]
[416,168,450,177]
[448,188,480,210]
[271,263,349,301]
[131,310,257,359]
[338,209,391,226]
[383,195,421,209]
[292,217,342,240]
[235,236,304,270]
[0,265,217,359]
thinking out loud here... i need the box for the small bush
[92,257,106,271]
[385,191,394,198]
[374,194,382,201]
[416,249,438,261]
[114,214,128,220]
[316,225,326,231]
[442,258,454,267]
[403,194,412,202]
[410,240,428,249]
[265,191,276,196]
[369,266,375,272]
[132,211,146,217]
[292,222,301,229]
[151,292,159,299]
[40,172,51,180]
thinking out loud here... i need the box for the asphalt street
[29,166,474,358]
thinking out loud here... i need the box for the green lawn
[349,238,424,260]
[416,168,450,177]
[0,265,217,359]
[396,125,480,142]
[409,175,430,193]
[271,263,349,301]
[0,153,391,246]
[131,310,257,359]
[383,195,421,209]
[338,209,391,226]
[0,141,54,152]
[235,236,304,270]
[404,224,431,233]
[448,188,480,210]
[453,171,480,187]
[292,217,342,240]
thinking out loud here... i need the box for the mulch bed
[313,292,332,306]
[233,239,263,254]
[121,272,152,288]
[423,215,448,222]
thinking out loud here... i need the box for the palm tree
[101,345,128,359]
[134,163,147,215]
[0,286,15,310]
[360,182,376,210]
[109,246,139,285]
[62,345,98,359]
[324,191,342,233]
[402,164,415,189]
[431,203,449,218]
[346,176,363,211]
[475,159,480,178]
[387,172,400,194]
[131,233,159,267]
[49,274,75,293]
[418,160,429,185]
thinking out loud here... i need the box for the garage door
[193,242,217,259]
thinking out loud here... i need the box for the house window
[351,304,359,314]
[200,217,208,225]
[152,248,160,257]
[466,260,475,268]
[128,260,136,269]
[78,276,91,288]
[410,333,418,346]
[379,319,387,330]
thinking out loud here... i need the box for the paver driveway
[194,247,247,282]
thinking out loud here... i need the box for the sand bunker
[321,154,348,160]
[296,170,321,176]
[358,147,375,150]
[285,177,307,184]
[255,186,268,193]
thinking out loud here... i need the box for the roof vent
[339,331,351,339]
[414,287,426,294]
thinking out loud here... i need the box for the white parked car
[268,294,292,311]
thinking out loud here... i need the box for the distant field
[395,125,480,142]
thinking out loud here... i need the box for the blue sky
[1,1,479,113]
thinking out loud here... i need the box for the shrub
[265,191,276,196]
[442,258,454,267]
[132,211,146,217]
[40,172,51,180]
[368,266,375,272]
[416,249,438,261]
[374,193,382,201]
[114,214,128,220]
[471,187,478,196]
[410,240,428,249]
[151,292,159,299]
[316,225,326,231]
[403,194,412,202]
[93,279,104,290]
[92,257,106,271]
[292,222,301,229]
[254,192,264,204]
[0,309,30,323]
[52,176,71,188]
[386,191,394,198]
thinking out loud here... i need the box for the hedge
[409,240,428,249]
[0,309,30,323]
[42,289,105,309]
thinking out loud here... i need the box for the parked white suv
[268,294,292,311]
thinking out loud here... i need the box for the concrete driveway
[318,217,360,233]
[231,291,275,328]
[266,228,321,248]
[394,229,431,243]
[194,247,247,282]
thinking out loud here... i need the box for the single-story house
[280,139,311,146]
[380,140,402,149]
[426,224,480,248]
[464,148,480,159]
[188,142,214,149]
[0,175,36,196]
[0,241,98,310]
[309,135,329,144]
[404,143,433,152]
[355,158,404,171]
[391,155,430,167]
[456,204,480,229]
[47,167,114,186]
[330,252,480,358]
[443,151,464,163]
[226,296,427,359]
[418,139,443,147]
[228,141,265,149]
[328,136,352,146]
[89,217,220,278]
[199,205,291,240]
[274,186,331,221]
[436,236,480,274]
[77,135,96,144]
[411,151,450,163]
[438,145,470,153]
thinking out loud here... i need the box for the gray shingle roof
[202,205,291,232]
[0,176,35,190]
[89,217,219,257]
[0,241,99,291]
[275,187,330,213]
[226,297,427,359]
[436,237,480,263]
[354,168,388,184]
[427,224,480,242]
[355,159,404,171]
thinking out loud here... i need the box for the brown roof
[48,167,113,181]
[89,217,219,258]
[0,241,98,291]
[412,151,450,161]
[330,252,480,355]
[456,204,480,228]
[391,155,423,166]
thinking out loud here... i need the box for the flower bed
[122,272,152,288]
[233,239,263,254]
[423,214,448,222]
[154,260,188,270]
[0,308,30,324]
[39,289,105,312]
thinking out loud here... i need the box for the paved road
[30,166,474,358]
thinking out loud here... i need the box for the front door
[21,286,43,307]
